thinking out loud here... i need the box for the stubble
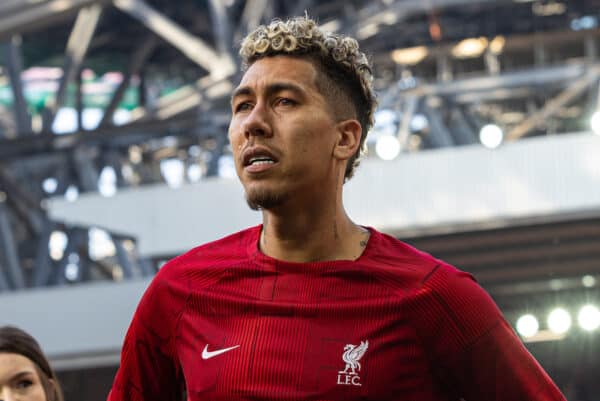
[245,187,289,210]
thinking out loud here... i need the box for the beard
[245,187,289,211]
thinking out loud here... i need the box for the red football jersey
[108,226,566,401]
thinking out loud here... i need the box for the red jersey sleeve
[406,263,566,401]
[107,266,187,401]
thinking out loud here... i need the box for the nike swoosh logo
[201,344,240,360]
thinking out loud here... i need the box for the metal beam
[0,0,39,15]
[32,223,53,288]
[0,193,10,291]
[290,0,313,17]
[0,167,44,235]
[396,96,418,151]
[3,36,31,135]
[448,106,478,145]
[0,261,9,291]
[205,126,227,177]
[506,70,599,141]
[453,87,533,104]
[76,68,84,131]
[98,35,157,128]
[0,115,200,160]
[332,0,503,41]
[422,100,454,148]
[0,202,24,289]
[238,0,269,39]
[484,49,500,75]
[208,0,233,58]
[0,0,109,40]
[402,63,593,97]
[129,75,233,122]
[0,108,16,139]
[43,4,103,130]
[475,258,600,286]
[113,0,235,80]
[72,146,100,192]
[584,34,597,61]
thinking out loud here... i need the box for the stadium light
[65,261,79,281]
[160,158,185,188]
[479,124,504,149]
[187,164,204,183]
[98,166,117,197]
[410,114,429,132]
[452,37,488,59]
[516,314,539,338]
[42,177,58,194]
[591,111,600,135]
[547,308,572,334]
[391,46,428,65]
[49,231,68,261]
[582,275,596,288]
[65,253,80,282]
[375,135,401,160]
[489,35,506,55]
[578,304,600,332]
[88,227,116,261]
[65,185,79,202]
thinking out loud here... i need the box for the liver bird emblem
[338,340,369,375]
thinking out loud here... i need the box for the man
[108,17,566,400]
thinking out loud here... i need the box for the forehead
[0,352,37,381]
[238,55,320,92]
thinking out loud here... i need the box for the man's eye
[234,102,252,112]
[276,98,296,106]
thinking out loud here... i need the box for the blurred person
[108,16,566,400]
[0,326,63,401]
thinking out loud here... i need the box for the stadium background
[1,0,600,399]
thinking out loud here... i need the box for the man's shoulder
[369,228,441,268]
[181,225,259,260]
[155,225,260,280]
[366,228,456,289]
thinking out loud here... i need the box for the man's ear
[333,119,362,161]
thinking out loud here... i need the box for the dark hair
[240,16,378,181]
[0,326,64,401]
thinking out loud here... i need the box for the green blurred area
[0,81,139,113]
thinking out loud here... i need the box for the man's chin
[245,189,287,211]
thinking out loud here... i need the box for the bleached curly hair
[239,16,377,181]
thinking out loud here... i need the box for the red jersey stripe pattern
[107,225,566,401]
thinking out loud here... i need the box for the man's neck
[259,202,370,263]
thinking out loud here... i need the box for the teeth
[249,157,274,165]
[250,159,274,166]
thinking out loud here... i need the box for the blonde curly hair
[239,16,377,181]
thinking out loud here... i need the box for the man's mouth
[242,147,279,168]
[247,156,275,166]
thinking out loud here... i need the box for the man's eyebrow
[264,82,307,98]
[230,82,307,103]
[231,86,253,103]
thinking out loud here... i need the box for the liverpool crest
[337,340,368,386]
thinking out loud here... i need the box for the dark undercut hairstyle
[239,16,378,181]
[0,326,64,401]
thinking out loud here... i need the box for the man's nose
[241,103,272,139]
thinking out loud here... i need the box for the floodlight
[516,314,539,338]
[547,308,572,334]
